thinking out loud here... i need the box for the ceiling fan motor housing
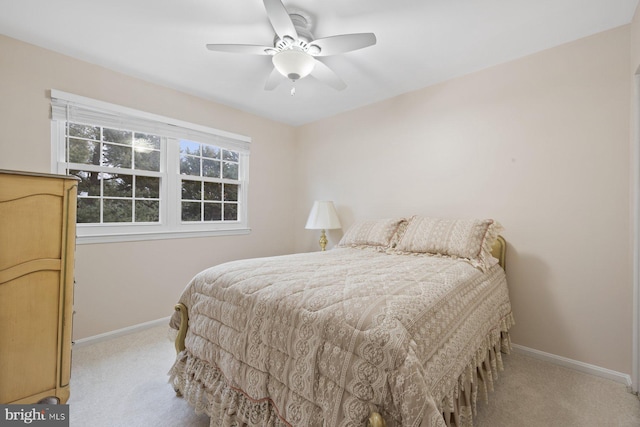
[273,10,318,54]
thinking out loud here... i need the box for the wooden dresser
[0,170,77,404]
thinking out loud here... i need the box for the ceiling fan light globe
[272,50,315,81]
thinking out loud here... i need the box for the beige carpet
[68,325,640,426]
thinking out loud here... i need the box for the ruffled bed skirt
[169,352,289,427]
[168,312,515,427]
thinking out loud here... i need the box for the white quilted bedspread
[169,247,513,427]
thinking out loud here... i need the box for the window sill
[75,227,251,245]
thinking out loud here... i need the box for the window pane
[204,202,222,221]
[103,199,132,222]
[224,203,238,221]
[202,145,221,159]
[71,170,101,197]
[222,150,239,162]
[77,198,100,223]
[222,162,238,180]
[182,202,201,221]
[103,128,132,145]
[68,123,100,140]
[103,173,133,197]
[180,155,201,176]
[134,133,161,150]
[181,180,201,201]
[58,112,248,231]
[103,143,132,168]
[135,200,159,222]
[69,138,101,165]
[223,184,238,201]
[134,150,160,171]
[180,140,200,155]
[204,182,222,201]
[135,176,159,198]
[203,159,220,178]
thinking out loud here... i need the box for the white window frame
[50,90,251,244]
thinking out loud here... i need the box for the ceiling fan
[205,0,377,91]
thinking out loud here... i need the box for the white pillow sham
[394,216,502,269]
[338,218,407,248]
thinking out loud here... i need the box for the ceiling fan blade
[310,33,377,57]
[263,0,298,41]
[310,59,346,91]
[264,67,283,90]
[206,44,273,55]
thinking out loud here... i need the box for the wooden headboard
[491,236,506,270]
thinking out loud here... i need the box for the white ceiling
[1,0,638,126]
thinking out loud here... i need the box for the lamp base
[319,229,328,251]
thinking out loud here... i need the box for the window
[51,90,250,243]
[67,123,162,224]
[178,140,241,222]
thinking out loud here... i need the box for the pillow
[395,216,502,269]
[338,218,407,248]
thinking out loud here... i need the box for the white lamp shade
[305,201,341,230]
[272,49,315,81]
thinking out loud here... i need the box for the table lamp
[305,201,341,251]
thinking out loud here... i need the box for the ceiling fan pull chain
[290,85,296,96]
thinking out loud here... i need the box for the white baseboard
[512,344,633,387]
[73,316,171,348]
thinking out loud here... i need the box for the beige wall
[295,26,633,375]
[0,34,298,339]
[1,20,637,376]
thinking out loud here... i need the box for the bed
[169,216,514,427]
